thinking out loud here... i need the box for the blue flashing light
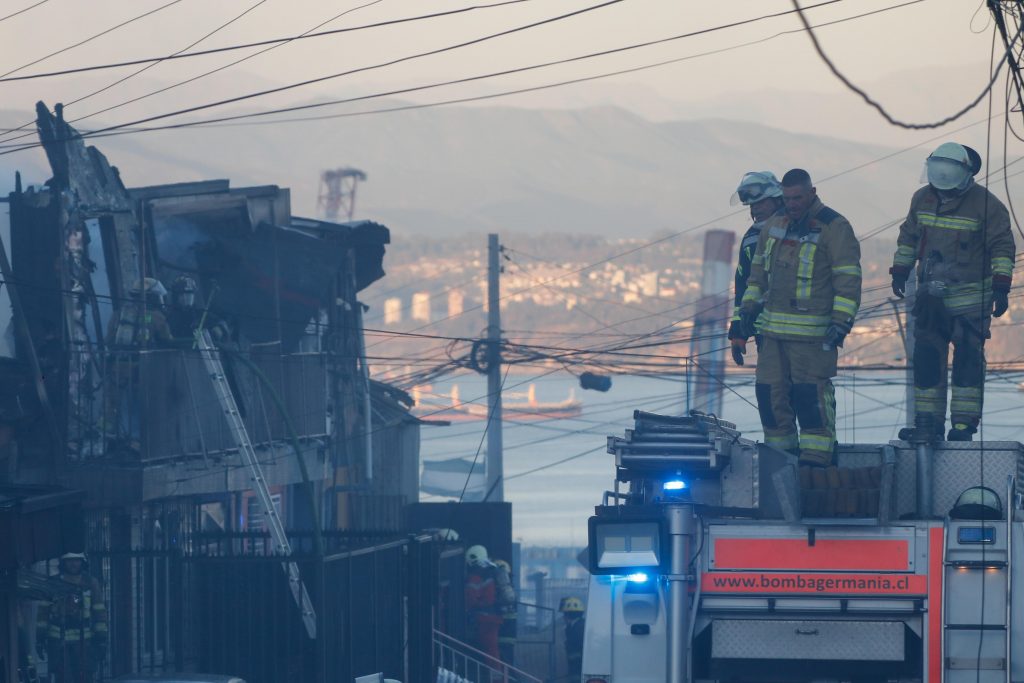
[626,572,650,583]
[663,479,687,491]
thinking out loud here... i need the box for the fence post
[315,556,328,683]
[405,535,435,683]
[528,572,547,629]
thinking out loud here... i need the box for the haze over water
[419,371,1024,545]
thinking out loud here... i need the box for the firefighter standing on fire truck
[890,142,1015,441]
[728,171,785,366]
[740,169,862,466]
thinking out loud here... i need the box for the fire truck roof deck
[582,411,1023,683]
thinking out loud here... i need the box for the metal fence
[86,530,438,683]
[433,629,542,683]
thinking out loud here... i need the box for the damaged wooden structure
[0,102,423,679]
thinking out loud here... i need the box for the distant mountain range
[0,102,935,240]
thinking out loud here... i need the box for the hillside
[0,101,933,242]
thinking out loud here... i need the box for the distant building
[384,297,402,324]
[447,290,464,318]
[411,292,431,322]
[638,271,658,297]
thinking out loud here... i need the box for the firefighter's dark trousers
[755,337,837,465]
[47,640,97,683]
[912,296,987,429]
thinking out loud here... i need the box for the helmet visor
[925,157,971,191]
[730,183,769,206]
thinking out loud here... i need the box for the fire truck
[581,411,1022,683]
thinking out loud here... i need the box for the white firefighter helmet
[923,142,974,191]
[433,527,460,542]
[560,596,585,613]
[465,544,489,567]
[61,552,87,560]
[730,171,783,206]
[131,278,168,305]
[950,485,1003,520]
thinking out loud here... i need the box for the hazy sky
[0,0,1001,129]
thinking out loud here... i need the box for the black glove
[730,338,746,366]
[890,267,908,299]
[993,289,1009,317]
[727,319,745,340]
[738,306,761,339]
[824,321,851,348]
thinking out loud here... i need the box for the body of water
[418,369,1024,545]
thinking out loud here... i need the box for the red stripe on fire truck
[713,538,911,571]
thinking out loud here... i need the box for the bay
[418,370,1024,545]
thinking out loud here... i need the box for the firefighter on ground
[464,545,514,665]
[740,168,862,466]
[728,171,785,366]
[37,552,108,683]
[890,142,1015,441]
[493,558,517,667]
[559,596,585,681]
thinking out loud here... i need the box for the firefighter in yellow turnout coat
[741,169,862,466]
[890,143,1015,441]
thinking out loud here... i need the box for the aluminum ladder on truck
[196,329,318,638]
[940,474,1015,683]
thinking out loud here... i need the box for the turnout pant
[913,296,987,429]
[755,337,838,465]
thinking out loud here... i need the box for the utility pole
[486,233,504,502]
[688,230,735,416]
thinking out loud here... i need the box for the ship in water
[411,382,583,422]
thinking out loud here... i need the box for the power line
[0,0,187,79]
[790,0,1021,129]
[0,0,273,145]
[0,0,393,146]
[0,0,49,24]
[0,0,538,83]
[15,0,627,144]
[0,0,872,156]
[13,0,872,149]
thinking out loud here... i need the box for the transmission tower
[318,167,367,222]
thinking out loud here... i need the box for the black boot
[898,422,944,442]
[947,423,977,442]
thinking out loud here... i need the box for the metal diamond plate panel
[843,442,1022,518]
[711,619,905,661]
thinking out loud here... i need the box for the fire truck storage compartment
[710,619,904,660]
[694,615,922,682]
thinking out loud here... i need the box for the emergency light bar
[587,516,666,575]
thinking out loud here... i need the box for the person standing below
[740,169,862,466]
[727,171,785,366]
[559,597,586,681]
[890,143,1015,441]
[37,553,107,683]
[464,545,511,666]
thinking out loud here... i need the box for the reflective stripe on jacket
[741,197,862,341]
[891,183,1015,315]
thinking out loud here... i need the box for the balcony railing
[67,345,327,462]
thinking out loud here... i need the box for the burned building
[0,103,424,680]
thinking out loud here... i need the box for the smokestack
[687,230,736,416]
